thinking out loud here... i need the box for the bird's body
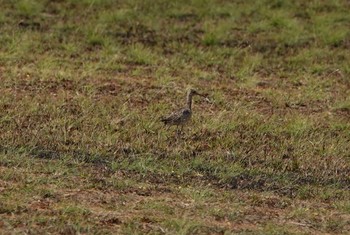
[161,89,206,131]
[161,108,192,126]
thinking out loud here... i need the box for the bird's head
[188,88,198,96]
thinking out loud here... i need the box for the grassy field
[0,0,350,234]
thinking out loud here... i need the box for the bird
[161,88,207,133]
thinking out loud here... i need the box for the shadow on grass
[0,144,349,199]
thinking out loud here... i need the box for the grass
[0,0,349,234]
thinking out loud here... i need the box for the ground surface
[0,0,349,234]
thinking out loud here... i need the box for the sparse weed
[0,0,349,234]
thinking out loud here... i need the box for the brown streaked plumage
[161,89,206,131]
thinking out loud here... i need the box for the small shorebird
[161,88,207,133]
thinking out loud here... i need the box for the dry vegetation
[0,0,349,234]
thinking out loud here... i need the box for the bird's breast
[181,110,191,122]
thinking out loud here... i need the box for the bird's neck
[186,93,193,110]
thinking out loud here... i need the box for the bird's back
[161,108,192,126]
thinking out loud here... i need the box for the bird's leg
[175,125,180,136]
[179,125,186,139]
[164,125,171,141]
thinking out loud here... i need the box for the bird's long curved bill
[197,93,212,103]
